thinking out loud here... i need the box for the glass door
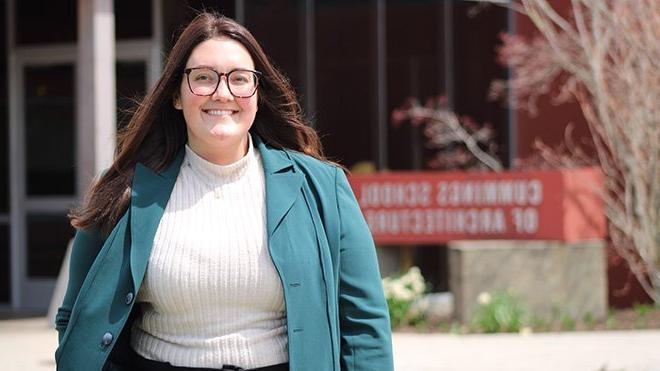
[7,0,159,313]
[14,58,149,311]
[16,61,78,310]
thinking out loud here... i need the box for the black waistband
[132,349,289,371]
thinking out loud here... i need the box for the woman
[55,12,393,371]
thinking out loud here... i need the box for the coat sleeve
[55,226,104,343]
[335,168,394,371]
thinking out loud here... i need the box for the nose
[212,77,233,100]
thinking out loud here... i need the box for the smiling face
[175,37,258,164]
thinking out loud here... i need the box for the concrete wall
[449,239,607,323]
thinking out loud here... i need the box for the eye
[190,69,217,83]
[229,71,252,85]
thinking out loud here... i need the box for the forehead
[185,37,255,70]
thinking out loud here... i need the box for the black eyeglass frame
[183,67,263,98]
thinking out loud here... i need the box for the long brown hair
[70,12,325,234]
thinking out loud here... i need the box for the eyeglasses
[184,67,262,98]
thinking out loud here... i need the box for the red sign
[348,168,605,244]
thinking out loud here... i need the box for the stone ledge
[449,239,607,323]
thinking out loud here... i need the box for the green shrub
[471,290,527,333]
[560,313,576,331]
[382,266,427,328]
[633,303,653,316]
[606,311,618,329]
[583,312,596,329]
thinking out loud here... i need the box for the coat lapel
[129,151,184,288]
[254,135,304,237]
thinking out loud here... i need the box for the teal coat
[55,135,393,371]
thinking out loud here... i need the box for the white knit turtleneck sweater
[130,135,288,368]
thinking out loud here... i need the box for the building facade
[1,0,516,313]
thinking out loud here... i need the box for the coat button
[125,292,134,305]
[101,332,113,346]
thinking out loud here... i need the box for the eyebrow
[186,65,254,71]
[187,64,215,69]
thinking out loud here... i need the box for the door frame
[12,44,78,311]
[6,0,163,312]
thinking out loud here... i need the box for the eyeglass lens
[188,68,258,97]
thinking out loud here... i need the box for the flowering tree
[494,0,660,302]
[391,97,503,172]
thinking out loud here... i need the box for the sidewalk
[393,331,660,371]
[1,317,659,371]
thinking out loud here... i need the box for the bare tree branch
[391,98,503,172]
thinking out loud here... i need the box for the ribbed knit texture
[130,135,288,368]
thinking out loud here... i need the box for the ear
[173,95,182,110]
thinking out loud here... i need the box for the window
[27,215,73,277]
[117,61,147,131]
[453,1,509,165]
[1,0,8,212]
[0,225,8,302]
[244,0,304,103]
[386,0,445,170]
[315,1,375,167]
[24,65,75,196]
[116,0,152,39]
[162,0,236,53]
[16,0,77,45]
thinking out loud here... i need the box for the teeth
[205,109,235,116]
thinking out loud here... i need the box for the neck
[189,135,250,165]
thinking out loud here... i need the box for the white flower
[398,267,425,296]
[477,292,492,306]
[519,326,533,336]
[382,266,427,302]
[392,281,414,301]
[410,279,426,296]
[382,277,395,299]
[407,266,422,279]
